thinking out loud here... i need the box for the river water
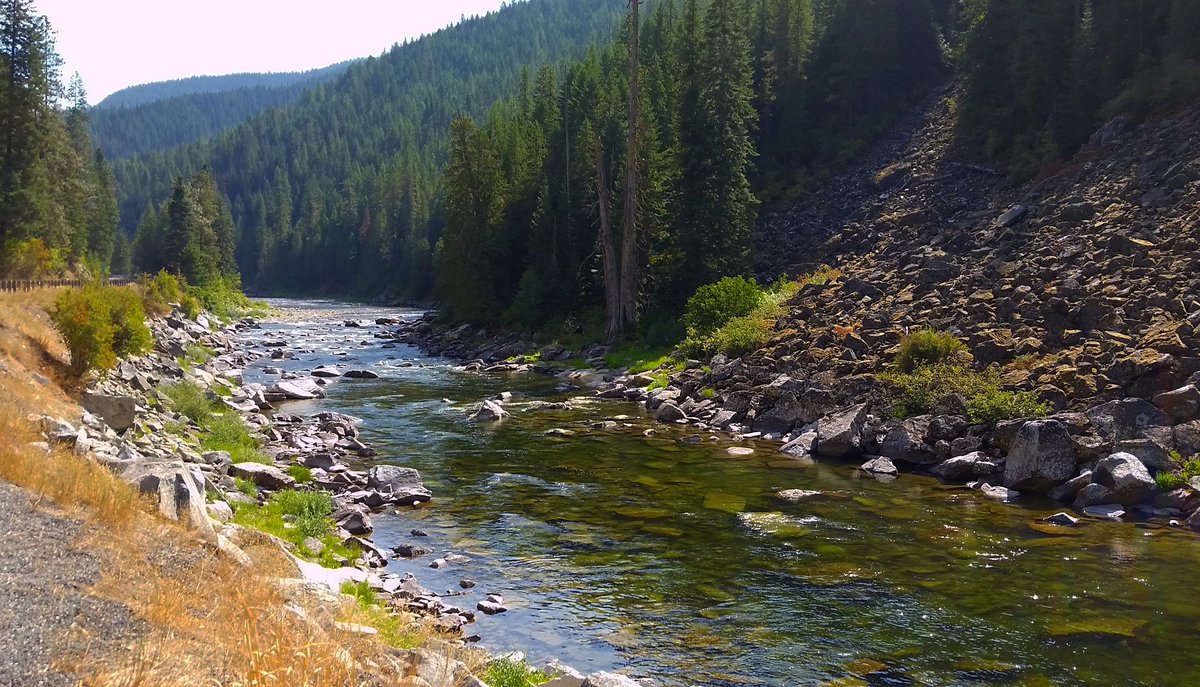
[243,300,1200,687]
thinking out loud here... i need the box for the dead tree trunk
[594,134,621,341]
[618,0,642,331]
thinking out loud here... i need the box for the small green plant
[139,270,184,317]
[287,465,314,484]
[965,386,1053,426]
[894,329,968,373]
[646,373,670,392]
[235,477,258,497]
[161,380,216,423]
[701,387,716,399]
[182,344,214,368]
[482,658,551,687]
[683,276,764,337]
[231,489,355,568]
[340,580,379,608]
[201,413,270,464]
[1156,473,1187,491]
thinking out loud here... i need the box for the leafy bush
[235,477,258,497]
[707,314,772,356]
[190,274,264,319]
[683,276,764,337]
[50,283,152,375]
[884,363,1051,425]
[3,238,65,279]
[140,270,184,317]
[894,329,968,373]
[231,489,353,568]
[161,381,215,423]
[269,490,334,539]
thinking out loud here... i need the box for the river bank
[223,300,1200,686]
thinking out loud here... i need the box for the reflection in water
[245,300,1200,687]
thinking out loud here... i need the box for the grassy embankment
[0,288,548,687]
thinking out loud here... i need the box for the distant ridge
[95,62,354,110]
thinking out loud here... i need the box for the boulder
[393,543,435,558]
[343,369,380,379]
[581,674,643,687]
[311,367,342,378]
[880,417,936,465]
[655,402,687,424]
[367,465,432,506]
[979,483,1019,503]
[1092,452,1156,506]
[779,425,818,457]
[1152,385,1200,423]
[1173,420,1200,457]
[1049,470,1094,502]
[1003,420,1077,493]
[303,453,337,470]
[1073,483,1114,509]
[122,460,214,539]
[207,501,234,523]
[229,462,296,490]
[1085,399,1170,442]
[815,404,867,458]
[472,400,509,422]
[993,204,1028,228]
[930,451,1000,482]
[927,415,969,442]
[860,457,898,476]
[271,379,326,400]
[82,392,137,432]
[334,506,373,536]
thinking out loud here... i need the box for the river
[241,300,1200,687]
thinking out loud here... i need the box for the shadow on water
[245,300,1200,687]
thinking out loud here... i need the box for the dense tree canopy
[0,0,120,278]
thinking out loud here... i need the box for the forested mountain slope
[114,0,629,292]
[91,63,353,160]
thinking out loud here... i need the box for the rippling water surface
[243,300,1200,687]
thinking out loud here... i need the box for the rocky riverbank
[25,304,645,687]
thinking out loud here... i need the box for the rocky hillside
[745,88,1200,413]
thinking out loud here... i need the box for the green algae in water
[738,511,813,538]
[614,506,672,520]
[703,491,746,513]
[642,524,684,537]
[1047,617,1148,638]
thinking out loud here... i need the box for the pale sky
[40,0,511,102]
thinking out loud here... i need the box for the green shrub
[340,580,379,608]
[1156,473,1187,492]
[50,283,152,375]
[231,489,353,568]
[287,465,314,484]
[894,329,968,373]
[884,363,1051,425]
[683,276,764,337]
[965,387,1053,426]
[235,477,258,497]
[140,270,184,317]
[161,381,216,423]
[201,413,270,464]
[483,658,550,687]
[646,373,670,392]
[180,292,203,320]
[189,274,264,319]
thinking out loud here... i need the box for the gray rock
[206,501,234,523]
[1041,512,1079,526]
[1093,452,1156,506]
[303,536,325,555]
[303,453,337,470]
[82,392,137,432]
[1073,483,1114,508]
[927,415,969,442]
[581,673,643,687]
[472,399,509,421]
[991,419,1026,453]
[477,600,508,615]
[1173,420,1200,457]
[228,462,295,490]
[271,379,327,400]
[121,460,214,539]
[394,543,435,558]
[1003,420,1077,493]
[994,204,1028,228]
[930,451,1000,482]
[343,369,380,379]
[334,506,372,535]
[655,402,687,423]
[753,396,806,435]
[201,451,232,471]
[367,465,432,505]
[779,425,817,456]
[980,483,1020,503]
[776,489,824,502]
[1081,504,1125,520]
[880,417,936,465]
[1153,385,1200,423]
[815,404,867,458]
[1049,470,1094,501]
[860,457,898,476]
[311,367,341,378]
[1085,399,1170,442]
